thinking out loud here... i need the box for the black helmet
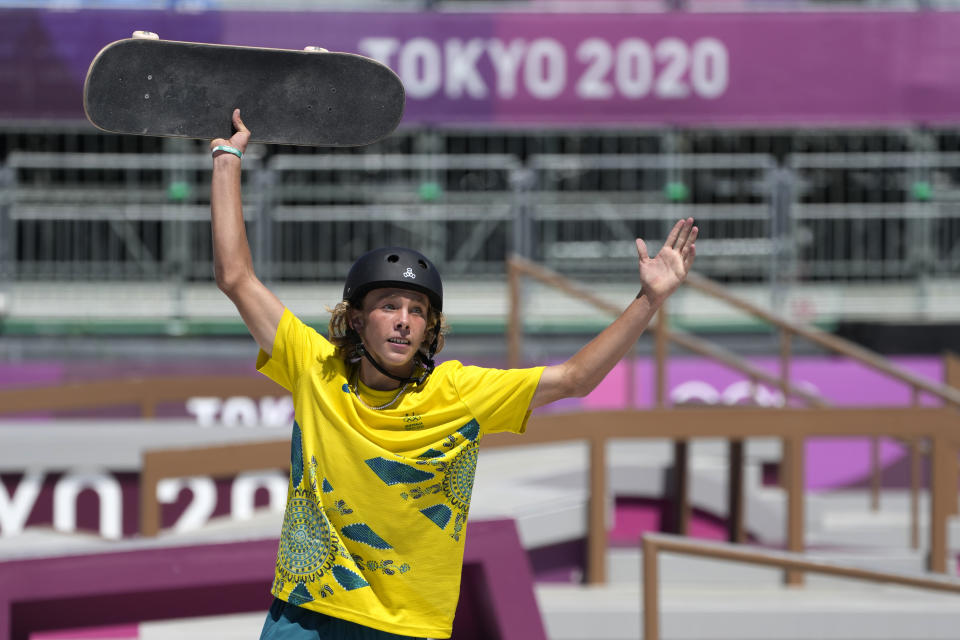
[343,247,443,311]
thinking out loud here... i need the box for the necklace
[350,369,409,411]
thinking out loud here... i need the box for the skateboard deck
[83,35,405,147]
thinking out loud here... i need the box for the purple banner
[0,9,220,120]
[4,9,960,125]
[225,11,960,126]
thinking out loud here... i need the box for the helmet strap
[357,342,433,386]
[425,318,441,362]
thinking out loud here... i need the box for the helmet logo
[402,267,416,279]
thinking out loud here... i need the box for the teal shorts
[259,598,434,640]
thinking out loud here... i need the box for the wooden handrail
[509,255,960,408]
[668,329,830,407]
[505,252,960,577]
[642,532,960,640]
[506,256,830,407]
[684,270,960,519]
[139,408,960,587]
[507,256,956,549]
[140,440,290,537]
[684,271,960,407]
[0,376,284,417]
[4,260,956,592]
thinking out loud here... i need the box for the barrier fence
[5,148,960,316]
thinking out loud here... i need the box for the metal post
[163,138,190,320]
[0,165,14,302]
[509,167,535,261]
[779,329,792,406]
[253,158,274,283]
[769,166,795,316]
[507,259,522,370]
[506,167,533,371]
[906,150,933,315]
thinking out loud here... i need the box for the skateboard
[83,33,405,147]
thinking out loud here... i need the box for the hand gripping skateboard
[83,32,405,147]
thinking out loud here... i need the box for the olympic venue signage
[6,9,960,125]
[233,11,960,126]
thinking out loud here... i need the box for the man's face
[351,288,430,371]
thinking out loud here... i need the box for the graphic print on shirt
[277,422,370,599]
[277,422,338,584]
[276,485,339,582]
[365,418,481,542]
[291,420,305,487]
[312,476,412,585]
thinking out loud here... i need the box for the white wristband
[212,144,242,159]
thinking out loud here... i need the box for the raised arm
[210,108,284,355]
[530,218,698,409]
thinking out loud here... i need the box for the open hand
[636,217,698,304]
[210,108,250,157]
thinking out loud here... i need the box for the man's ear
[348,310,363,332]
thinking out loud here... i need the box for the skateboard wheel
[132,31,160,40]
[303,46,329,53]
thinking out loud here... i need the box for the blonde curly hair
[327,298,448,364]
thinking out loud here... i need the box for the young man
[210,109,697,640]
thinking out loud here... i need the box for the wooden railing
[641,533,960,640]
[683,271,960,526]
[507,256,960,551]
[506,257,831,408]
[140,439,290,537]
[136,407,960,587]
[7,369,953,584]
[4,261,959,593]
[0,375,283,418]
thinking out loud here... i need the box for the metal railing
[527,154,779,281]
[5,151,261,281]
[263,153,522,278]
[5,148,960,323]
[789,152,960,281]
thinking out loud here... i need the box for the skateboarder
[210,109,698,640]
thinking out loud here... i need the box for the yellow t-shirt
[257,309,544,639]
